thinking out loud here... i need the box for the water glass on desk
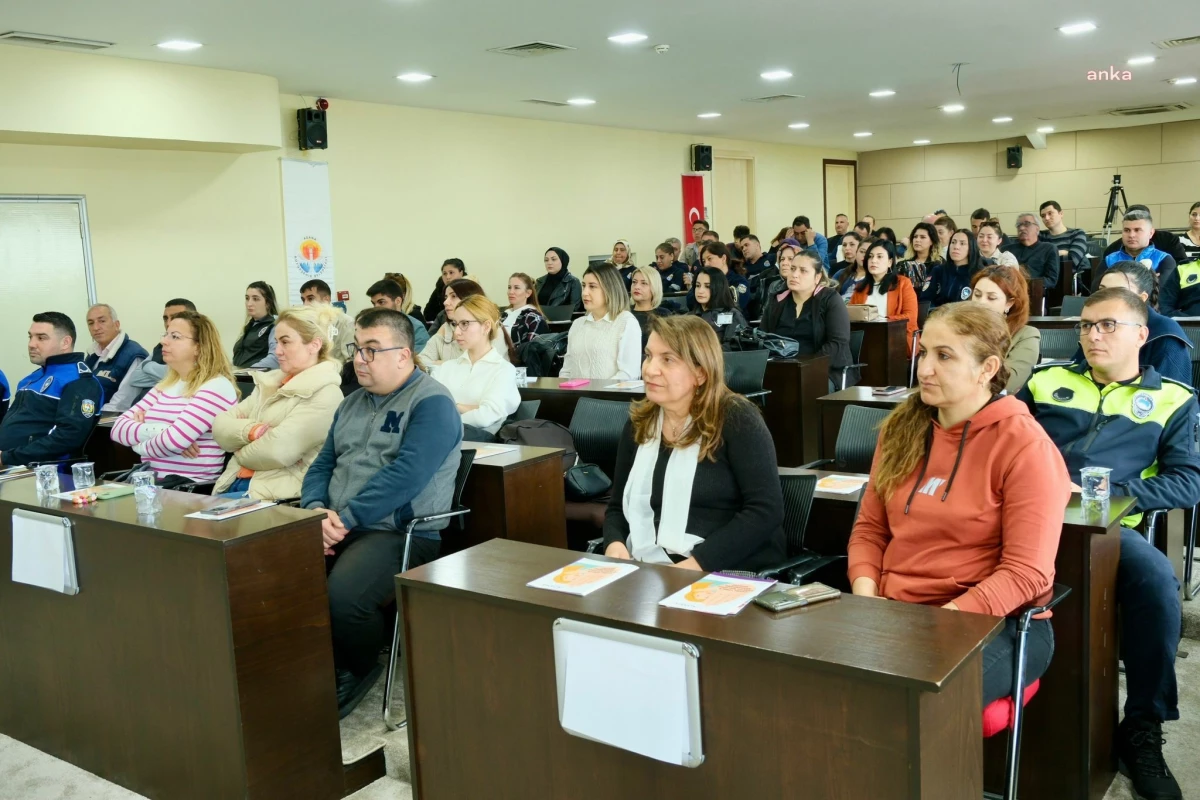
[71,461,96,491]
[35,465,60,498]
[514,367,528,386]
[131,471,162,514]
[1080,466,1112,502]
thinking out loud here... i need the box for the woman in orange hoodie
[849,240,920,356]
[847,302,1070,707]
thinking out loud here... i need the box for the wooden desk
[817,386,915,458]
[398,539,1002,799]
[0,479,381,799]
[851,319,909,386]
[452,443,567,552]
[518,378,643,427]
[762,355,830,466]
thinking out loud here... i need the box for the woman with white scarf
[601,315,785,572]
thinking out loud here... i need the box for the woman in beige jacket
[968,266,1042,394]
[213,304,344,500]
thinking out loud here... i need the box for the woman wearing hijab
[535,247,583,312]
[611,239,637,289]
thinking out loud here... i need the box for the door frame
[712,149,757,235]
[821,159,858,235]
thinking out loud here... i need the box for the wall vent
[488,41,575,58]
[1108,103,1191,117]
[0,31,113,50]
[1153,35,1200,49]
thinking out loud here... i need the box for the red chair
[982,583,1071,800]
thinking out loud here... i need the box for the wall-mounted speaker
[691,144,712,171]
[298,108,328,150]
[1006,145,1023,169]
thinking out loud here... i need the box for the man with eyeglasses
[301,308,462,719]
[1002,212,1060,286]
[1103,209,1181,316]
[1018,287,1198,800]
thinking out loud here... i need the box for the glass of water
[35,464,60,497]
[1080,466,1112,501]
[71,461,96,491]
[131,471,161,515]
[514,366,528,386]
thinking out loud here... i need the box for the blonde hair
[383,272,417,315]
[630,315,751,462]
[160,311,235,396]
[631,265,663,308]
[275,303,342,362]
[582,263,631,320]
[455,294,517,362]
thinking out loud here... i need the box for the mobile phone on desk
[871,385,908,396]
[755,583,841,612]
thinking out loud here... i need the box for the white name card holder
[11,509,79,595]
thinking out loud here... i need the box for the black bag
[564,463,613,501]
[497,419,577,472]
[520,332,568,378]
[727,327,799,360]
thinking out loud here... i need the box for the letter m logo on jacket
[380,411,404,434]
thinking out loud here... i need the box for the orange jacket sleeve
[890,276,920,357]
[847,475,892,587]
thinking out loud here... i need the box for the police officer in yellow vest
[1018,287,1198,800]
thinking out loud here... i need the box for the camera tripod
[1102,174,1128,239]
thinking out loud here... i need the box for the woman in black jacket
[689,267,748,346]
[424,259,465,323]
[231,280,278,368]
[760,252,853,390]
[927,229,984,307]
[535,247,583,311]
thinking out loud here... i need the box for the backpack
[519,332,569,378]
[497,419,577,472]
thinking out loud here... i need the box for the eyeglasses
[161,332,194,342]
[448,320,479,332]
[345,344,407,362]
[1016,221,1039,229]
[1074,319,1143,335]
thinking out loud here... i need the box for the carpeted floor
[4,633,1199,799]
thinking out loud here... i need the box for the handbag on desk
[845,304,880,322]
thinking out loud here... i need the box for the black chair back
[834,405,891,474]
[1039,328,1078,361]
[723,349,769,395]
[568,398,631,478]
[1059,295,1086,317]
[917,301,932,328]
[849,329,865,362]
[780,473,818,556]
[450,449,476,531]
[543,304,575,322]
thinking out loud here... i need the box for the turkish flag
[681,175,705,243]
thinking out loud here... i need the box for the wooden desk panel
[762,356,829,467]
[851,320,909,387]
[453,443,567,552]
[817,387,914,459]
[518,378,642,427]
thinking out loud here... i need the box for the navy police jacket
[0,353,103,466]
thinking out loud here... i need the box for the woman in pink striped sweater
[112,311,237,486]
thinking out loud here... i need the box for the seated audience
[653,242,688,294]
[695,241,750,311]
[560,263,642,380]
[431,296,520,441]
[969,266,1041,393]
[1182,201,1200,265]
[611,239,636,288]
[1039,200,1089,274]
[1078,263,1191,385]
[849,303,1069,713]
[834,236,870,301]
[382,272,423,320]
[502,272,549,345]
[420,279,506,365]
[747,239,798,320]
[301,308,462,717]
[969,208,990,235]
[683,220,709,267]
[212,305,344,500]
[366,279,431,352]
[861,214,876,234]
[298,278,356,361]
[792,215,829,267]
[111,311,237,485]
[231,281,279,369]
[977,219,1018,267]
[1018,287,1199,800]
[830,231,861,295]
[602,315,785,571]
[1002,213,1061,287]
[897,221,942,296]
[850,240,919,355]
[933,215,957,254]
[1104,209,1180,316]
[853,220,872,239]
[83,304,147,408]
[827,213,851,262]
[424,259,465,324]
[0,312,102,467]
[1104,204,1188,264]
[739,235,775,278]
[123,299,196,407]
[536,247,583,311]
[761,252,854,390]
[691,266,748,345]
[927,229,984,307]
[874,226,906,258]
[630,266,673,348]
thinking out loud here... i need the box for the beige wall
[857,121,1200,239]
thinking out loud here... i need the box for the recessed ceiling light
[942,103,965,113]
[913,139,931,145]
[760,70,792,81]
[788,122,810,129]
[869,90,896,98]
[1128,56,1156,66]
[1058,21,1096,35]
[396,72,433,83]
[1037,126,1055,133]
[156,40,202,51]
[992,116,1013,123]
[853,131,872,138]
[567,97,596,106]
[608,32,647,44]
[1170,77,1198,85]
[697,112,721,119]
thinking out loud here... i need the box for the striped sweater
[111,377,238,482]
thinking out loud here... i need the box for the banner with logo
[681,175,706,243]
[280,158,336,306]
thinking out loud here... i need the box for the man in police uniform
[0,312,102,468]
[1018,287,1197,800]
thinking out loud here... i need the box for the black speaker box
[691,144,712,171]
[298,108,328,150]
[1006,145,1023,169]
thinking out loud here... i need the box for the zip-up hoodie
[848,395,1070,616]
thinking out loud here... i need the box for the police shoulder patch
[40,376,54,392]
[80,399,96,419]
[1052,387,1075,402]
[1189,273,1198,284]
[1132,391,1155,420]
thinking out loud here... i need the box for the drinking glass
[71,462,96,491]
[131,471,161,515]
[514,367,528,386]
[1080,466,1112,502]
[35,465,60,498]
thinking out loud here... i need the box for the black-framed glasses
[345,343,406,362]
[447,320,479,332]
[1074,320,1143,335]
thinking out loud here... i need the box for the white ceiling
[3,0,1200,151]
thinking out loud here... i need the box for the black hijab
[538,247,571,304]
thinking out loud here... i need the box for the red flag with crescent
[681,175,705,243]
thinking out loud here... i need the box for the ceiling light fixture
[1170,77,1198,85]
[1057,21,1096,35]
[993,116,1013,123]
[566,97,596,105]
[156,40,202,51]
[942,103,965,113]
[913,139,931,145]
[697,112,721,118]
[788,122,810,129]
[853,131,872,138]
[396,72,433,82]
[869,89,896,98]
[607,32,647,44]
[1037,126,1055,133]
[760,70,792,81]
[1128,56,1156,66]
